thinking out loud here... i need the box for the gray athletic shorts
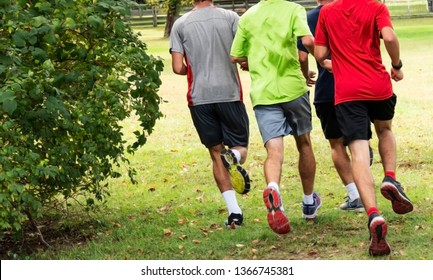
[254,92,312,144]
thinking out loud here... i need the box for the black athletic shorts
[315,102,373,140]
[335,94,396,145]
[315,102,342,139]
[189,101,249,148]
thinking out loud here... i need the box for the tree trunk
[24,208,51,248]
[164,1,181,38]
[152,7,158,27]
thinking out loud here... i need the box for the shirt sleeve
[231,11,240,36]
[169,19,184,55]
[292,5,312,38]
[376,3,393,31]
[297,38,308,53]
[230,19,247,57]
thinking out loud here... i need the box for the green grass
[5,17,433,261]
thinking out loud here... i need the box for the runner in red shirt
[314,0,413,256]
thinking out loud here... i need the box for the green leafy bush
[0,0,163,233]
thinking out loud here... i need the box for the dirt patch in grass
[1,219,94,260]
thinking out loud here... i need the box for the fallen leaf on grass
[209,223,219,229]
[163,228,173,237]
[196,193,205,202]
[308,249,318,255]
[228,222,236,229]
[415,225,424,230]
[157,205,172,213]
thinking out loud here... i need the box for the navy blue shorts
[315,102,342,139]
[189,101,249,148]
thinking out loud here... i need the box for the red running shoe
[263,187,290,234]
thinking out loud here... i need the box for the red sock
[385,171,396,180]
[367,207,379,217]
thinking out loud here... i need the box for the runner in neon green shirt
[230,0,312,107]
[231,0,320,235]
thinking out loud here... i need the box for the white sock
[267,182,283,210]
[345,182,359,201]
[230,149,241,163]
[267,182,279,192]
[303,193,314,205]
[222,190,242,214]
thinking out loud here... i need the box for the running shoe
[339,197,365,212]
[221,149,251,194]
[225,213,243,229]
[368,213,391,256]
[380,176,413,214]
[302,192,322,219]
[263,186,290,234]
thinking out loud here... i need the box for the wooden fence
[126,0,433,28]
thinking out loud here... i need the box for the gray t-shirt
[169,6,243,106]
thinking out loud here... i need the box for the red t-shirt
[315,0,393,105]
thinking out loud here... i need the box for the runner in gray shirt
[170,2,242,105]
[169,0,250,228]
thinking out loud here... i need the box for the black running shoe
[368,213,391,256]
[380,176,413,214]
[225,213,243,229]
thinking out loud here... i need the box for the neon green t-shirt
[231,0,311,107]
